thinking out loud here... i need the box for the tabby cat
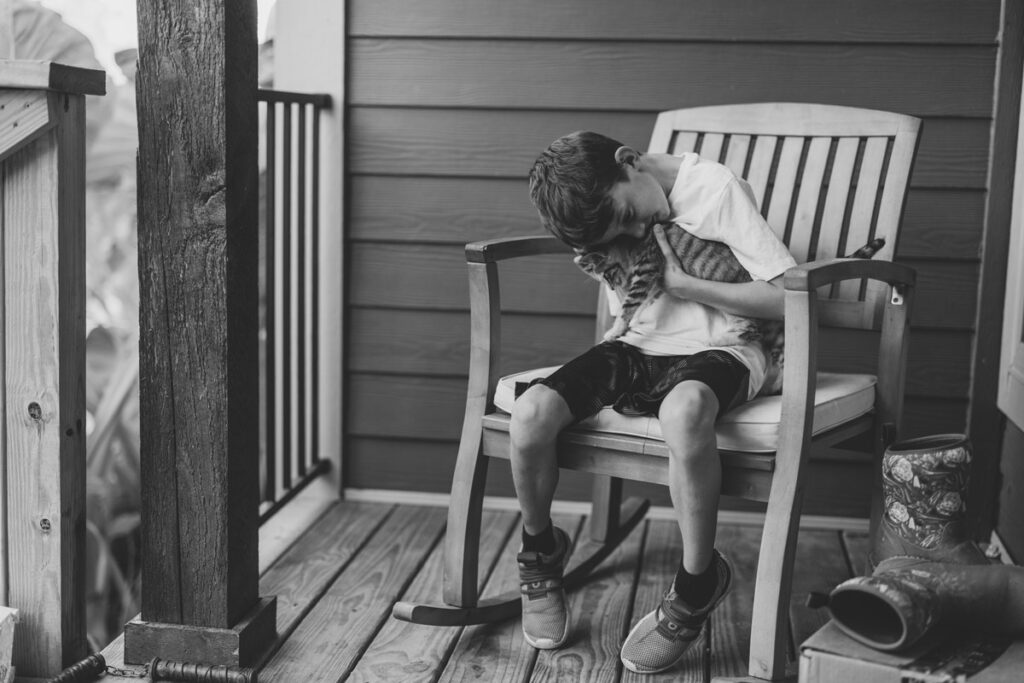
[575,226,886,395]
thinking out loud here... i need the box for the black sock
[673,558,717,608]
[522,521,556,554]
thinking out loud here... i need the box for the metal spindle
[263,100,277,504]
[310,103,321,470]
[280,101,293,490]
[296,103,307,478]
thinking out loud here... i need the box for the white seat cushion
[493,366,876,453]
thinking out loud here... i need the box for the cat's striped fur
[575,226,885,395]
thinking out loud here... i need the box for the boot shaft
[871,433,987,565]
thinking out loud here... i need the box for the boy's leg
[509,384,574,535]
[659,380,721,578]
[621,353,747,674]
[509,341,639,650]
[510,384,575,650]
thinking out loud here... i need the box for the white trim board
[342,487,869,533]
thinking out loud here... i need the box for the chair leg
[744,487,803,681]
[442,435,489,607]
[590,475,624,542]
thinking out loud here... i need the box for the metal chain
[104,662,150,679]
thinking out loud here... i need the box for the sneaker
[620,550,733,674]
[517,526,572,649]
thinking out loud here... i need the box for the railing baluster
[263,100,277,505]
[280,101,293,491]
[310,103,321,474]
[297,103,307,479]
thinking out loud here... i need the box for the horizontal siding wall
[344,0,999,515]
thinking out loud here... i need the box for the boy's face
[591,164,671,248]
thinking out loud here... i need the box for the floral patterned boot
[870,433,987,566]
[826,433,1019,652]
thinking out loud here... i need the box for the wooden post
[123,0,276,668]
[0,60,104,678]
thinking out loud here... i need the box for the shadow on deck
[98,500,868,682]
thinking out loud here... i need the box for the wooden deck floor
[99,499,869,682]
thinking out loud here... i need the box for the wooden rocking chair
[393,103,920,681]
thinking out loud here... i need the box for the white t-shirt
[611,153,797,398]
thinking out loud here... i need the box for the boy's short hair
[528,131,626,248]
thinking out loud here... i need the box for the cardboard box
[800,621,1024,683]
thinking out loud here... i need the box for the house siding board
[350,109,991,190]
[349,178,985,259]
[349,0,998,44]
[348,309,972,398]
[349,245,977,328]
[344,0,998,517]
[349,40,994,116]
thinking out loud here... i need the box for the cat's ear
[614,146,641,167]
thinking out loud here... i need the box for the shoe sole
[619,554,734,674]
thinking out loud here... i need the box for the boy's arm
[654,225,786,320]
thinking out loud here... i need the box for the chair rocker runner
[392,102,920,682]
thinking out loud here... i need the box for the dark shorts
[516,341,750,423]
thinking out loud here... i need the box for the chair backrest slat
[787,136,832,263]
[816,137,860,262]
[722,134,751,178]
[745,135,777,208]
[597,102,920,336]
[835,137,889,302]
[669,130,699,155]
[699,133,726,163]
[764,136,804,242]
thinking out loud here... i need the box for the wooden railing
[0,66,332,678]
[256,89,332,524]
[0,59,104,679]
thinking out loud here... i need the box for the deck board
[436,513,582,683]
[347,509,518,683]
[259,504,447,682]
[788,529,853,655]
[620,519,705,683]
[529,517,645,683]
[92,500,868,683]
[841,530,873,576]
[706,525,762,679]
[260,501,396,634]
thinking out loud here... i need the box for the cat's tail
[845,237,885,259]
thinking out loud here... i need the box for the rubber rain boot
[828,434,1024,651]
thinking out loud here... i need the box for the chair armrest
[783,258,916,291]
[466,235,570,263]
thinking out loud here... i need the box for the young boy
[515,131,796,673]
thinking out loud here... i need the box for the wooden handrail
[0,60,105,95]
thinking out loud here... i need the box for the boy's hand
[654,224,786,318]
[653,224,700,297]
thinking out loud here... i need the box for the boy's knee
[510,385,569,450]
[658,382,719,437]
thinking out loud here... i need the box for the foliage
[82,65,141,651]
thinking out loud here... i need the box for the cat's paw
[603,319,628,342]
